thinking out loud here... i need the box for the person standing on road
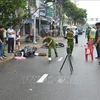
[86,26,91,43]
[7,24,16,53]
[74,28,78,44]
[94,22,100,59]
[39,35,58,61]
[2,27,7,57]
[66,28,74,55]
[89,27,96,44]
[0,25,6,60]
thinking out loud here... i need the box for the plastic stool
[85,46,94,61]
[88,38,93,48]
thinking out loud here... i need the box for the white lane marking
[58,57,63,61]
[29,89,32,91]
[37,74,48,83]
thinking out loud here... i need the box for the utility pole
[28,0,31,33]
[33,15,36,43]
[54,0,57,21]
[28,0,36,43]
[59,0,63,36]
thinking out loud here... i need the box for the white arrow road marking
[58,57,63,61]
[37,74,49,83]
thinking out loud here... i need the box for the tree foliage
[45,0,87,25]
[0,0,27,27]
[63,0,87,25]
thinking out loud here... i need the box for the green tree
[63,0,87,25]
[0,0,27,28]
[72,8,87,25]
[45,0,87,25]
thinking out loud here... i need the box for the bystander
[7,24,15,53]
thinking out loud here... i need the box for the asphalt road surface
[0,34,100,100]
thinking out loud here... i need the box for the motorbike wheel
[56,43,64,48]
[14,51,22,57]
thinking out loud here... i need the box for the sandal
[0,57,4,60]
[2,56,7,59]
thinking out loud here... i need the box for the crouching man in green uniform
[39,36,58,61]
[66,28,74,55]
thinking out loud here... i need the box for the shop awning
[40,17,48,21]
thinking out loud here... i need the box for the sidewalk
[0,53,14,63]
[0,36,64,63]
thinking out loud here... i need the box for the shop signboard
[46,7,54,18]
[39,3,46,16]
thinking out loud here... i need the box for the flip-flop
[0,57,4,60]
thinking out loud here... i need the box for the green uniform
[43,36,58,57]
[86,28,91,42]
[66,32,74,54]
[97,30,100,48]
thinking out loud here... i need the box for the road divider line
[37,74,48,83]
[58,57,63,61]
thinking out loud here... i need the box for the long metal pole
[33,16,36,43]
[59,55,68,72]
[28,0,32,34]
[59,0,63,36]
[54,0,57,21]
[39,1,41,37]
[60,6,63,36]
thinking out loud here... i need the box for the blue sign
[39,3,46,16]
[28,19,34,23]
[40,0,44,3]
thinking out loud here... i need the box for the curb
[0,37,64,64]
[0,54,14,64]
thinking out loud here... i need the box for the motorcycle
[14,46,37,57]
[42,42,64,48]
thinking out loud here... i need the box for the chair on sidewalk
[85,39,94,61]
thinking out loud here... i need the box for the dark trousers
[8,38,14,53]
[96,44,100,57]
[75,35,78,44]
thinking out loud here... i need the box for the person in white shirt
[7,25,15,53]
[89,27,96,43]
[74,28,78,44]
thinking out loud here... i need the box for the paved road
[0,33,100,100]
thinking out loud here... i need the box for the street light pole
[59,0,63,36]
[54,0,57,21]
[33,15,36,43]
[28,0,32,34]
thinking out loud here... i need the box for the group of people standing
[86,26,96,43]
[0,24,16,60]
[86,22,100,59]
